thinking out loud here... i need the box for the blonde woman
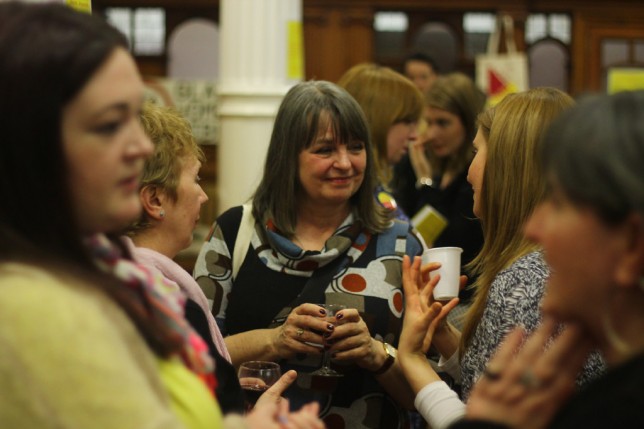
[452,90,644,429]
[338,63,424,221]
[397,88,605,429]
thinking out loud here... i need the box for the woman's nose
[199,186,209,204]
[333,147,351,169]
[127,119,154,158]
[408,124,419,141]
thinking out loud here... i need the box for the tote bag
[476,14,529,106]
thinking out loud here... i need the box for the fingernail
[327,324,334,331]
[336,312,344,320]
[323,332,332,338]
[319,308,327,315]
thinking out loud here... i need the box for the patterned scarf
[84,234,217,394]
[262,212,372,276]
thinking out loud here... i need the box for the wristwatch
[373,341,397,375]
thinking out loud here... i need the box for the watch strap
[373,341,396,375]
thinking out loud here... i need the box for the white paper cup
[422,247,463,301]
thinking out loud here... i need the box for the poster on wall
[607,68,644,94]
[66,0,91,13]
[144,78,219,145]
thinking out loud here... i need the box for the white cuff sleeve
[437,351,462,383]
[414,381,466,429]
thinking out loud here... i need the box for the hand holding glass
[311,303,346,377]
[238,361,281,411]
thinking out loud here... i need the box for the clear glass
[237,361,281,411]
[311,303,346,377]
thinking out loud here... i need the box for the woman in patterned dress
[194,80,425,428]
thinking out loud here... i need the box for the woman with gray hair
[195,80,424,428]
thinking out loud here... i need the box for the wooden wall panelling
[572,10,644,94]
[304,6,374,82]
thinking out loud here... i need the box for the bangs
[304,104,369,148]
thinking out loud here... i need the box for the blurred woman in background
[338,63,424,221]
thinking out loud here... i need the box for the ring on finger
[482,367,502,381]
[518,369,541,389]
[296,327,304,337]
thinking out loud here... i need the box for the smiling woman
[194,80,425,429]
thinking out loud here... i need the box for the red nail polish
[336,312,344,320]
[319,308,327,315]
[327,324,334,331]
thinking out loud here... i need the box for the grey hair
[542,90,644,223]
[252,80,390,235]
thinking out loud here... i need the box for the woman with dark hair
[449,90,644,429]
[0,3,322,428]
[194,80,424,428]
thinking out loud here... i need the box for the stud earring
[159,210,165,218]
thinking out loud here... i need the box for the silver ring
[482,367,502,381]
[296,327,304,337]
[518,369,540,389]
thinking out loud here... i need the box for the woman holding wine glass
[194,81,425,428]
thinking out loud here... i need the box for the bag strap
[268,253,349,328]
[232,203,254,280]
[487,14,517,54]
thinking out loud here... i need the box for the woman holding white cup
[397,88,606,429]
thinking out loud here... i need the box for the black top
[184,298,245,414]
[393,156,483,302]
[449,352,644,429]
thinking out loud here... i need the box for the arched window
[529,39,568,91]
[168,19,219,79]
[412,22,458,73]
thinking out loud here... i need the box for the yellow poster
[607,68,644,94]
[287,21,304,80]
[66,0,92,14]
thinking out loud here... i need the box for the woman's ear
[140,185,166,220]
[614,213,644,289]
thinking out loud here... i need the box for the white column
[217,0,303,213]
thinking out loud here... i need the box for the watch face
[385,342,397,358]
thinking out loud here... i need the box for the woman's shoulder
[0,262,129,334]
[0,262,89,308]
[489,252,548,306]
[497,251,548,283]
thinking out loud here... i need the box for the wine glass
[238,361,281,411]
[311,303,346,377]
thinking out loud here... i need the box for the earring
[159,210,165,218]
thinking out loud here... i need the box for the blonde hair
[338,63,424,185]
[425,72,486,177]
[460,88,575,353]
[127,102,204,234]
